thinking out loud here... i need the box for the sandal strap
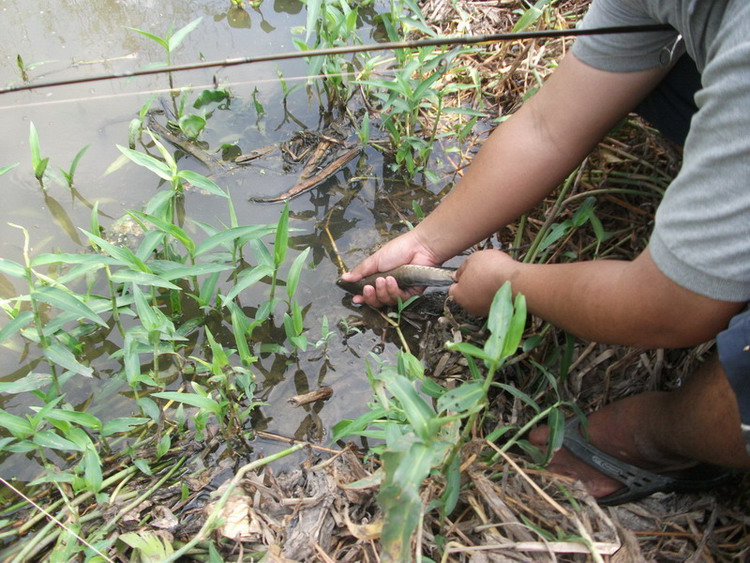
[563,418,674,504]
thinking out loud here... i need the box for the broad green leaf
[0,311,34,345]
[177,169,227,198]
[29,122,45,173]
[420,378,446,399]
[436,382,485,414]
[273,202,289,267]
[250,238,274,268]
[137,396,160,422]
[512,0,552,32]
[101,417,150,437]
[291,301,304,335]
[151,391,223,416]
[0,163,19,176]
[221,264,274,304]
[331,407,388,442]
[84,447,103,492]
[67,144,90,179]
[496,383,541,413]
[110,270,181,290]
[144,189,176,216]
[441,453,461,518]
[31,253,118,267]
[129,210,195,255]
[501,293,527,359]
[194,225,275,256]
[0,372,51,394]
[397,351,424,380]
[285,247,310,300]
[379,442,432,561]
[116,145,172,181]
[156,432,171,459]
[54,262,109,286]
[6,441,37,453]
[204,327,229,374]
[193,89,229,108]
[80,228,151,272]
[44,342,94,377]
[150,261,232,280]
[385,376,436,442]
[43,192,82,244]
[444,341,493,363]
[178,114,206,140]
[546,408,566,454]
[146,132,177,173]
[484,282,514,364]
[226,301,253,365]
[197,270,221,306]
[133,458,153,475]
[168,17,203,53]
[0,410,34,437]
[304,0,322,42]
[131,284,162,333]
[412,70,441,101]
[0,258,25,279]
[43,409,102,431]
[33,430,83,451]
[127,27,169,50]
[33,286,108,328]
[64,426,95,451]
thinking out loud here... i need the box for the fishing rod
[0,24,671,95]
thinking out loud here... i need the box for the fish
[336,265,456,294]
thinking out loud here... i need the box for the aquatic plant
[127,17,203,69]
[0,116,316,549]
[296,0,364,108]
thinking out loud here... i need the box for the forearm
[414,54,669,263]
[414,107,586,262]
[502,252,742,348]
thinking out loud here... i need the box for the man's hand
[449,250,518,316]
[339,230,443,307]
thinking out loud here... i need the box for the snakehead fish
[336,265,456,294]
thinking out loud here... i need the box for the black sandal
[562,418,732,506]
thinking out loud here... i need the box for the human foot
[529,395,712,503]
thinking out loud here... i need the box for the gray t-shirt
[573,0,750,302]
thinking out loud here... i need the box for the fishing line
[0,24,671,96]
[0,69,363,111]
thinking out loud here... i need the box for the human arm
[450,247,744,348]
[344,53,670,307]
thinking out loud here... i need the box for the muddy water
[0,0,446,476]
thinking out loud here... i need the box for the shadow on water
[0,0,451,478]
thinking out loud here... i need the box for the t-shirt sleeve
[649,34,750,302]
[572,0,682,72]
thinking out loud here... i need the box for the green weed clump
[0,115,319,557]
[300,0,488,181]
[331,283,580,561]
